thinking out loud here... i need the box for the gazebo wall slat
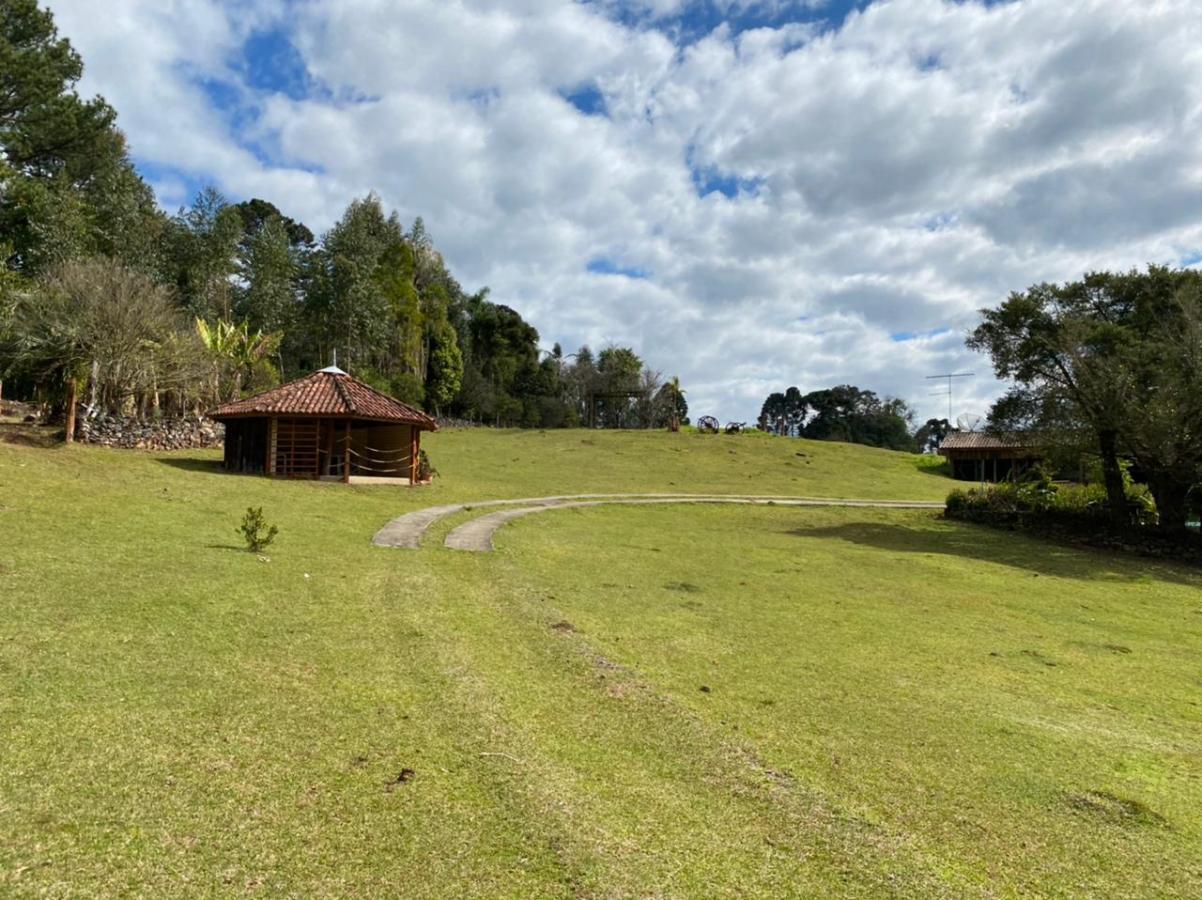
[222,418,270,474]
[275,418,320,478]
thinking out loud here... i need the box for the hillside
[2,430,1200,897]
[424,428,951,501]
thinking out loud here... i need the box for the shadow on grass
[0,423,64,449]
[156,457,228,475]
[916,458,953,479]
[787,518,1201,585]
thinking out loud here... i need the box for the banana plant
[196,318,282,402]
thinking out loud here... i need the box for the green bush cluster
[945,469,1155,530]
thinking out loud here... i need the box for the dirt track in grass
[372,493,946,551]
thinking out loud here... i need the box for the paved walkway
[372,493,945,552]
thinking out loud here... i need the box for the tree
[566,345,597,422]
[161,187,244,321]
[0,168,91,272]
[0,1,162,279]
[453,294,542,426]
[0,0,121,181]
[756,384,913,448]
[634,367,663,428]
[425,318,463,413]
[969,266,1202,532]
[0,246,29,401]
[373,236,422,384]
[758,388,803,435]
[82,154,166,272]
[592,346,644,427]
[914,418,951,454]
[232,198,314,248]
[2,258,208,434]
[236,216,298,343]
[307,194,401,370]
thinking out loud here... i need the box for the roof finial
[319,348,346,376]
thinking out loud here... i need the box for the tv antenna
[925,372,973,421]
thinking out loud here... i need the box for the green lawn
[2,429,1200,897]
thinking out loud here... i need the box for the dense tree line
[0,0,682,431]
[969,266,1202,534]
[756,384,915,451]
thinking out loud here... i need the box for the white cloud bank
[45,0,1202,423]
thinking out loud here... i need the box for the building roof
[210,369,438,429]
[939,431,1034,453]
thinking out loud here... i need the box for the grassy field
[2,428,1200,897]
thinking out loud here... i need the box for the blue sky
[47,0,1202,423]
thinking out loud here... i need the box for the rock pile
[0,400,41,423]
[76,414,224,450]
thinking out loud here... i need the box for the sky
[44,0,1202,424]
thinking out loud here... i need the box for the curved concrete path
[372,493,944,552]
[370,493,706,549]
[444,496,944,552]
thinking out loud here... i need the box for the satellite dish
[956,413,984,433]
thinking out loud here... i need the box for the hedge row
[944,478,1202,563]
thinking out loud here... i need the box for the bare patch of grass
[1066,791,1168,828]
[664,581,702,593]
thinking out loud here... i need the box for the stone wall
[76,414,224,450]
[435,416,483,429]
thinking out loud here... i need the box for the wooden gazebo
[939,431,1040,482]
[210,366,438,484]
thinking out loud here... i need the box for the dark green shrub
[238,506,278,553]
[945,478,1155,530]
[416,449,437,482]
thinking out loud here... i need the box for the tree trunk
[1148,472,1190,534]
[1097,429,1127,527]
[64,377,78,444]
[89,360,99,409]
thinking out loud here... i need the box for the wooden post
[410,428,419,483]
[267,418,277,475]
[343,420,351,484]
[323,420,335,477]
[64,377,77,444]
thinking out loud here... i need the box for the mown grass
[422,427,952,501]
[1,428,1199,897]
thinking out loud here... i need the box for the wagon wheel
[697,415,720,434]
[724,421,745,434]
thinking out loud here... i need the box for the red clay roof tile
[939,431,1032,452]
[210,370,438,429]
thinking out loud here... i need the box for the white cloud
[44,0,1202,424]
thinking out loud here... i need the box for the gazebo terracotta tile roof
[210,367,438,429]
[939,431,1031,453]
